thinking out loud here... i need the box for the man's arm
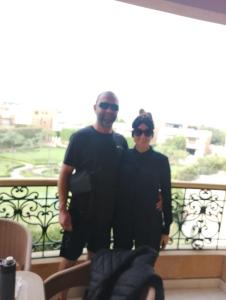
[58,163,74,231]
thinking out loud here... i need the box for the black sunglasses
[99,102,119,111]
[132,128,152,137]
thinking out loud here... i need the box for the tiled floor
[67,280,226,299]
[68,288,226,300]
[165,288,226,300]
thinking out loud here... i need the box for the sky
[0,0,226,129]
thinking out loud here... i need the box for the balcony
[0,179,226,298]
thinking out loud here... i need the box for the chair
[44,260,156,300]
[0,218,32,270]
[44,260,91,300]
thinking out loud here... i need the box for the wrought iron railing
[0,179,226,258]
[170,182,226,250]
[0,179,61,258]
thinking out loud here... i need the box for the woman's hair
[132,111,154,131]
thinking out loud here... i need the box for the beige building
[156,121,212,157]
[31,109,55,130]
[0,102,16,127]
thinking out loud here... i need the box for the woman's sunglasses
[99,102,119,111]
[132,128,152,137]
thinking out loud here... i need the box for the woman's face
[133,123,152,151]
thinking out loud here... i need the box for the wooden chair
[0,218,32,270]
[44,260,91,300]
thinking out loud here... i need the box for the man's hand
[59,209,72,231]
[58,163,74,231]
[160,234,169,250]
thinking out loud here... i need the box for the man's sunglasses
[99,102,119,112]
[132,128,152,137]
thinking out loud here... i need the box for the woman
[114,113,172,252]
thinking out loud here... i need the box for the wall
[32,251,226,281]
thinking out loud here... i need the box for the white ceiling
[117,0,226,25]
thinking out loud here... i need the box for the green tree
[200,126,226,145]
[165,136,186,150]
[197,155,226,174]
[0,127,53,150]
[1,131,25,148]
[16,127,43,139]
[60,128,77,142]
[173,165,199,181]
[116,118,125,123]
[155,136,187,164]
[126,136,135,148]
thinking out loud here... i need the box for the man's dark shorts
[59,209,112,261]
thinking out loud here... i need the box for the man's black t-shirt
[64,126,128,225]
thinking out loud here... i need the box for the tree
[16,127,43,139]
[173,165,199,181]
[197,155,226,174]
[126,136,135,148]
[1,131,25,148]
[165,136,186,150]
[60,128,77,142]
[0,127,51,150]
[200,126,226,145]
[155,136,187,164]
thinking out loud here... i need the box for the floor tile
[165,288,226,300]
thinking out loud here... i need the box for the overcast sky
[0,0,226,129]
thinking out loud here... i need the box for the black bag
[69,170,93,195]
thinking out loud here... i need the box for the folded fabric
[84,246,164,300]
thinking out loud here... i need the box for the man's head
[94,91,119,130]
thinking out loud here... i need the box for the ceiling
[117,0,226,25]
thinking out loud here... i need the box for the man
[57,91,128,299]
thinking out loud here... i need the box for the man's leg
[57,229,85,300]
[57,257,76,300]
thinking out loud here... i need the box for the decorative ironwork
[0,183,63,258]
[0,180,226,258]
[170,187,226,250]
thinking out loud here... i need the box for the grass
[0,147,65,165]
[20,164,60,178]
[0,147,65,177]
[0,160,25,177]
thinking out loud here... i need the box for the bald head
[94,91,119,131]
[96,91,118,105]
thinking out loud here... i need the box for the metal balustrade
[0,179,226,258]
[170,182,226,250]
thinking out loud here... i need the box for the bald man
[57,91,128,299]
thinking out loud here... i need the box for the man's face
[94,94,119,128]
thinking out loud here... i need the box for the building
[0,102,16,127]
[156,121,212,156]
[31,109,55,130]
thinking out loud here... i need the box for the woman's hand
[160,234,169,250]
[156,192,163,210]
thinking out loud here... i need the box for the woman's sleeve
[160,156,172,234]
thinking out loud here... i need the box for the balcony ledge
[31,250,226,284]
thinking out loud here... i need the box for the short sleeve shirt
[64,126,128,223]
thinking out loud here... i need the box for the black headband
[132,113,154,130]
